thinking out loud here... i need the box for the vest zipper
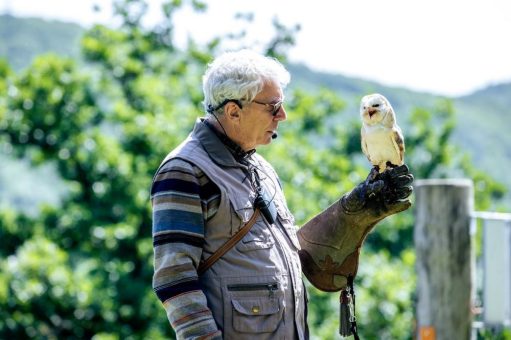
[227,282,279,298]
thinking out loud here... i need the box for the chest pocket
[227,189,257,237]
[227,190,276,253]
[275,199,301,250]
[236,225,275,252]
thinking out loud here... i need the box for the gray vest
[164,119,307,339]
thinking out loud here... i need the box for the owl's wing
[392,126,405,164]
[383,107,397,126]
[361,126,371,162]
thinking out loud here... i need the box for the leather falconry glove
[297,164,414,292]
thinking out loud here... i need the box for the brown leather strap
[197,209,260,275]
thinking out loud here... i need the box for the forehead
[256,80,283,101]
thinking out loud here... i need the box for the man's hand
[341,164,414,214]
[379,164,414,204]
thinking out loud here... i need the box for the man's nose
[273,105,287,121]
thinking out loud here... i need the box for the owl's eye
[372,104,380,108]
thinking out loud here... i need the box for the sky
[1,0,510,97]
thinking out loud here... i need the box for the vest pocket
[236,226,275,252]
[228,284,284,333]
[224,281,284,335]
[276,207,301,250]
[232,297,282,333]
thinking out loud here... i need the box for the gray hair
[202,49,290,115]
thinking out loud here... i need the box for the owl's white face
[360,93,390,125]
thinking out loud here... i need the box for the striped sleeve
[151,158,222,339]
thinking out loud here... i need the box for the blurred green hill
[0,14,82,71]
[1,14,510,208]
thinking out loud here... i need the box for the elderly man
[150,49,413,339]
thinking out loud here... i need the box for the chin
[262,137,273,145]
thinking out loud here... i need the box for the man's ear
[225,101,241,121]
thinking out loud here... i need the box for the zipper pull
[268,283,278,299]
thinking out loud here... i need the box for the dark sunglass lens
[272,103,282,116]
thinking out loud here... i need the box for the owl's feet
[386,161,398,169]
[368,166,380,182]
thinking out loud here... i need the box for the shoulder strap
[197,209,260,275]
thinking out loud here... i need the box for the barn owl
[360,93,404,173]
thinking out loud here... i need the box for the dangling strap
[339,275,360,339]
[197,209,260,275]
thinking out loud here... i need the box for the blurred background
[0,0,510,339]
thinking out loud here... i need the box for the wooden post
[414,179,474,340]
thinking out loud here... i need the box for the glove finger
[365,167,380,182]
[395,186,413,199]
[391,174,414,187]
[386,164,410,179]
[385,198,412,214]
[367,180,384,197]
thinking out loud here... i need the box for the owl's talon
[386,161,398,169]
[368,166,380,182]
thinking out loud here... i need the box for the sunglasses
[251,99,284,116]
[209,98,284,116]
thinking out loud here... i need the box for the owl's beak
[367,108,377,117]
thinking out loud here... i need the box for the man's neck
[203,118,255,163]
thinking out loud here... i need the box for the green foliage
[305,250,416,340]
[477,328,511,340]
[0,1,507,339]
[356,250,416,340]
[0,51,169,338]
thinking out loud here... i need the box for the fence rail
[471,212,511,330]
[472,211,511,221]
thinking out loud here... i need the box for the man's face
[235,81,287,151]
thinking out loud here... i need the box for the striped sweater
[151,157,222,339]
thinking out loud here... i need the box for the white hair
[202,49,290,114]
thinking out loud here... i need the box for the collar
[193,118,255,167]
